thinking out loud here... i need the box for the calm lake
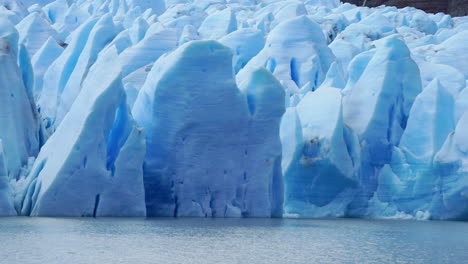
[0,217,467,264]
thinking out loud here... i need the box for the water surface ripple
[0,217,467,264]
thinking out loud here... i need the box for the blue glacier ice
[16,11,59,56]
[0,37,39,180]
[282,87,358,217]
[219,28,264,74]
[0,140,16,215]
[367,79,457,218]
[431,112,468,219]
[238,67,285,217]
[55,13,118,125]
[20,47,146,216]
[0,0,467,220]
[133,40,284,217]
[0,0,27,18]
[342,36,422,209]
[117,24,178,77]
[198,8,236,40]
[37,16,101,132]
[237,15,335,94]
[30,36,63,99]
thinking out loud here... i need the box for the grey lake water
[0,217,467,264]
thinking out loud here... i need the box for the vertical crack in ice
[93,194,100,218]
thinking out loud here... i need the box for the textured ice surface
[237,15,335,94]
[133,40,283,217]
[0,0,467,219]
[0,37,38,179]
[282,87,358,217]
[16,12,59,56]
[20,48,146,217]
[0,140,15,215]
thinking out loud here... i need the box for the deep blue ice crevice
[237,16,335,94]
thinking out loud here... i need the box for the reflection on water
[0,217,467,264]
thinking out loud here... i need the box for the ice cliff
[132,40,284,217]
[0,0,467,220]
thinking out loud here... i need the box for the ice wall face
[37,17,101,133]
[31,37,63,99]
[238,68,285,217]
[133,40,284,217]
[282,88,358,217]
[0,0,467,219]
[342,36,422,208]
[367,80,458,218]
[0,38,39,179]
[20,48,146,217]
[432,113,468,219]
[55,13,118,125]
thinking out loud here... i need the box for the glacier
[0,0,467,220]
[19,47,146,217]
[132,40,284,217]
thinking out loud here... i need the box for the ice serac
[133,40,283,217]
[20,48,146,217]
[178,24,200,46]
[198,8,237,40]
[237,16,335,93]
[128,17,148,45]
[16,11,59,56]
[343,35,422,211]
[219,28,265,74]
[238,68,285,217]
[122,63,152,108]
[399,79,454,167]
[319,61,346,89]
[53,2,90,40]
[55,13,118,125]
[38,16,99,131]
[18,43,34,102]
[118,24,178,77]
[0,38,39,179]
[376,79,457,218]
[31,37,63,98]
[43,0,68,24]
[282,88,357,217]
[432,112,468,220]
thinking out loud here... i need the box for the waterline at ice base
[0,0,467,220]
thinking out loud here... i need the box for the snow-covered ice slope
[0,0,467,219]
